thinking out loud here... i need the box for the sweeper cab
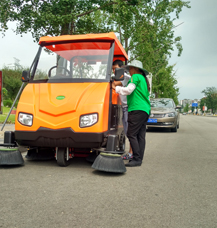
[1,32,128,171]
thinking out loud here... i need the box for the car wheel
[171,125,177,132]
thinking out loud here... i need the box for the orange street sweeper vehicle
[10,32,128,167]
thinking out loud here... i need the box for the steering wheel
[48,66,70,78]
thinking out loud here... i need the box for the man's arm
[113,81,122,86]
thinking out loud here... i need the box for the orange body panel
[15,83,111,133]
[112,89,119,105]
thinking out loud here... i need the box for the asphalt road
[0,115,217,228]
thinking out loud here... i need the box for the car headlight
[164,112,175,117]
[80,113,98,128]
[18,113,33,126]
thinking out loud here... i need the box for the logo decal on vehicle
[56,96,65,100]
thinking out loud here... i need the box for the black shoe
[125,160,142,167]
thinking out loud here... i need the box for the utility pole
[13,57,21,70]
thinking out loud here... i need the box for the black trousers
[127,110,149,163]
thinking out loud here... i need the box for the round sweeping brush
[91,152,126,173]
[0,148,24,166]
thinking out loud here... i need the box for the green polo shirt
[127,73,151,114]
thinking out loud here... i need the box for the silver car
[147,98,180,132]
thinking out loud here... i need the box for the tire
[57,148,70,167]
[171,124,177,132]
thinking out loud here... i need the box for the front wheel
[171,125,177,132]
[56,147,70,167]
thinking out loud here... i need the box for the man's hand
[112,81,116,90]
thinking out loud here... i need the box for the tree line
[200,87,217,114]
[182,87,217,114]
[0,0,191,105]
[1,67,24,107]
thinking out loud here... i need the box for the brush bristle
[0,149,24,165]
[92,153,126,173]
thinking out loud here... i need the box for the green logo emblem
[56,95,65,100]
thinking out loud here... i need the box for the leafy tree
[199,97,206,112]
[1,66,24,101]
[2,88,9,100]
[126,1,190,101]
[0,0,140,41]
[183,103,189,113]
[150,63,179,104]
[0,0,191,103]
[103,0,190,101]
[201,87,217,114]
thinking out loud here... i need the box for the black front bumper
[15,127,107,148]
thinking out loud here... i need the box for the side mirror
[114,68,124,81]
[22,70,30,82]
[176,105,182,109]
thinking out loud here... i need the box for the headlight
[164,112,175,117]
[80,113,98,128]
[18,113,33,126]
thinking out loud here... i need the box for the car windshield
[32,41,111,82]
[150,99,174,108]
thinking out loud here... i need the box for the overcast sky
[169,0,217,101]
[0,0,216,102]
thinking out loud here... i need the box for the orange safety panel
[15,82,110,133]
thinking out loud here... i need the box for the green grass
[0,107,16,124]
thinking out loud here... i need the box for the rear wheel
[57,147,70,167]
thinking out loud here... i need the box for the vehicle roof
[39,32,128,61]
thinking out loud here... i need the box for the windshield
[150,99,174,108]
[32,41,111,82]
